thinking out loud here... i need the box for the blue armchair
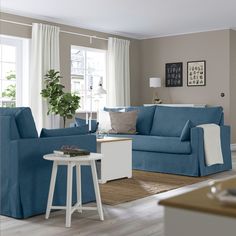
[0,107,96,218]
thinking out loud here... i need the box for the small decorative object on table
[54,145,90,157]
[207,181,236,206]
[96,130,107,139]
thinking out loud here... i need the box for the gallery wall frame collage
[165,61,206,87]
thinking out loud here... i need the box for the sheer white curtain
[30,23,60,131]
[107,37,130,107]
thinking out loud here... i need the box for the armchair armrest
[10,134,97,163]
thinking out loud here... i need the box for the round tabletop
[43,153,102,162]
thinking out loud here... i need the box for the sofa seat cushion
[150,106,223,137]
[108,134,191,154]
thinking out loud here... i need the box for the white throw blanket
[197,124,224,166]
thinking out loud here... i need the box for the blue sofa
[0,107,96,219]
[107,105,232,176]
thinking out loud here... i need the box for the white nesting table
[43,153,104,227]
[97,137,132,183]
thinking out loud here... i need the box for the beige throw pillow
[109,110,138,134]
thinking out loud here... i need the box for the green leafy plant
[41,69,80,128]
[2,84,16,99]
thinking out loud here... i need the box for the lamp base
[153,98,162,104]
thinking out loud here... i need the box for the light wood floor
[1,153,236,236]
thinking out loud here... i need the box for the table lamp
[149,77,162,104]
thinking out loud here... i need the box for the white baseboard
[231,144,236,151]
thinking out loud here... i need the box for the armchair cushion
[75,117,98,133]
[40,126,89,137]
[0,107,38,138]
[15,108,38,138]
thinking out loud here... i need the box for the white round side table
[43,153,104,227]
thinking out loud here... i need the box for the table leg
[45,161,58,219]
[66,163,73,227]
[76,164,82,213]
[91,160,104,221]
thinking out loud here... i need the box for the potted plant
[41,69,80,128]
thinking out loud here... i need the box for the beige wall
[1,12,236,141]
[0,12,141,106]
[140,30,233,134]
[230,30,236,142]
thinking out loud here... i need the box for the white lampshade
[149,77,161,88]
[93,76,107,95]
[94,86,107,95]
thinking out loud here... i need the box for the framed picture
[165,62,183,87]
[187,61,206,86]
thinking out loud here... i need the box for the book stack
[54,148,90,157]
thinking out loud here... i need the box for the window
[0,35,29,107]
[71,46,107,111]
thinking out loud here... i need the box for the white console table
[144,104,206,107]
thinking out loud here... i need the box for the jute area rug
[99,170,208,205]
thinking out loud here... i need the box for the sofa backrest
[126,106,156,135]
[150,106,223,137]
[0,107,38,139]
[104,106,156,135]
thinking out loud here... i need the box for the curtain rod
[0,19,108,42]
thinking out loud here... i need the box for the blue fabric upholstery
[104,107,125,112]
[180,120,193,141]
[0,107,38,138]
[109,134,191,154]
[126,106,156,135]
[0,108,96,219]
[40,125,89,137]
[109,126,232,176]
[75,117,98,133]
[108,105,231,177]
[150,106,223,137]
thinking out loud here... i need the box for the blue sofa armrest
[191,125,232,176]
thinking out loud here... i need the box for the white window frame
[71,45,107,112]
[0,35,29,107]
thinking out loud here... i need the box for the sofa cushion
[108,134,191,154]
[109,110,138,134]
[150,106,223,137]
[126,106,156,135]
[75,117,98,133]
[180,120,193,141]
[40,125,89,137]
[0,107,38,138]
